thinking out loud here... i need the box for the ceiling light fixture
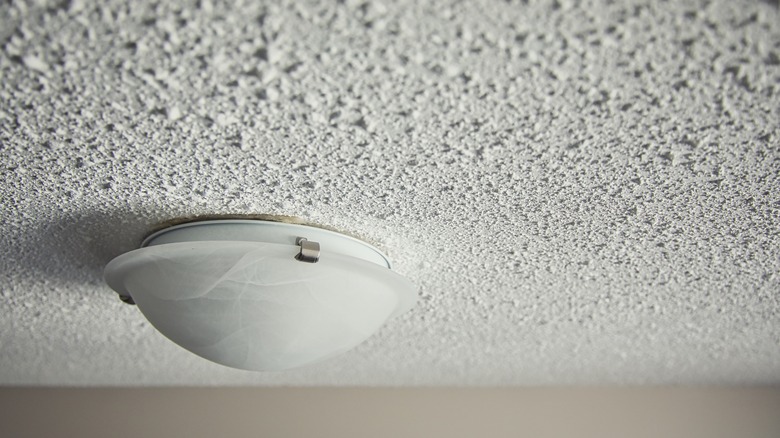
[104,219,417,371]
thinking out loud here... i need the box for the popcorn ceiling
[1,0,778,385]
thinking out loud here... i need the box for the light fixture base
[141,219,391,268]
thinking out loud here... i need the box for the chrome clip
[295,237,320,263]
[118,294,136,305]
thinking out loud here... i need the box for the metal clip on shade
[296,237,320,263]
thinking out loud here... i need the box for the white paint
[0,0,778,385]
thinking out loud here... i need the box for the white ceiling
[1,0,779,385]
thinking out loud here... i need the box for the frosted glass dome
[104,220,417,371]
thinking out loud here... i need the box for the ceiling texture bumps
[1,0,779,385]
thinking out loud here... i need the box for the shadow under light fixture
[104,219,417,371]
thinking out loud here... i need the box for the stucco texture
[1,0,779,385]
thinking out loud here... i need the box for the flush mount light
[104,220,417,371]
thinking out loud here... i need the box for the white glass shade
[104,221,416,371]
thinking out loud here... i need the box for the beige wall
[1,387,779,438]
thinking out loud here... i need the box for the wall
[1,387,779,438]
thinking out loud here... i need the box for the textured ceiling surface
[1,0,779,386]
